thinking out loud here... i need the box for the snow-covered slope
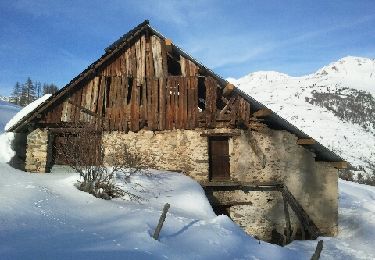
[0,101,20,162]
[0,166,309,260]
[229,56,375,177]
[288,180,375,259]
[0,101,21,132]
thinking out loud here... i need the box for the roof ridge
[105,19,149,53]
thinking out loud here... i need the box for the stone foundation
[102,128,338,240]
[25,128,50,173]
[24,126,338,240]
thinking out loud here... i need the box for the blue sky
[1,0,374,96]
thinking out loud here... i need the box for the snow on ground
[0,101,19,163]
[0,165,307,260]
[288,180,375,260]
[4,94,51,131]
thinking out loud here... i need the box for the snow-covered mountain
[229,56,375,179]
[0,95,10,102]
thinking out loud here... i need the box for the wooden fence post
[311,240,323,260]
[153,203,170,240]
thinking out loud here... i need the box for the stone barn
[7,20,347,243]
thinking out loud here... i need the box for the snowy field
[1,99,374,259]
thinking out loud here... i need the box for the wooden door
[52,133,102,166]
[209,137,230,180]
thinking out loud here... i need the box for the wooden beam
[223,83,235,96]
[200,181,282,188]
[211,201,254,206]
[67,100,103,119]
[165,38,172,52]
[200,132,240,137]
[297,138,316,145]
[246,121,268,132]
[253,108,272,118]
[219,95,237,116]
[331,161,348,169]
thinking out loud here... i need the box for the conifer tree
[43,83,59,95]
[35,81,42,98]
[11,82,22,105]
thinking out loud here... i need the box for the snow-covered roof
[4,94,51,131]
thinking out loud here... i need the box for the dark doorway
[209,136,230,181]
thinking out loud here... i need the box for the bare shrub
[338,169,354,181]
[53,123,149,200]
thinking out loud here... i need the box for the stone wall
[220,129,338,240]
[25,128,50,173]
[101,128,338,241]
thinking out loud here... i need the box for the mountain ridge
[229,56,375,179]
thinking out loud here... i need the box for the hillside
[0,101,21,132]
[229,56,375,179]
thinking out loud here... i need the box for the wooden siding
[39,32,252,132]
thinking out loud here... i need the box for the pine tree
[19,83,28,107]
[43,83,59,95]
[24,77,36,105]
[35,81,42,98]
[11,82,22,105]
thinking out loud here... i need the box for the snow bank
[0,164,306,259]
[288,180,375,259]
[4,94,51,131]
[0,101,20,162]
[0,132,15,163]
[0,101,20,132]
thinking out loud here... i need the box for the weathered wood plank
[158,77,166,130]
[141,80,147,128]
[230,96,239,127]
[152,78,159,130]
[174,78,179,128]
[191,76,198,128]
[151,35,163,78]
[180,55,186,77]
[178,78,184,129]
[123,77,129,132]
[331,161,348,169]
[135,39,142,85]
[140,35,146,81]
[132,80,140,131]
[165,78,172,129]
[205,77,217,128]
[296,138,315,145]
[253,108,272,118]
[169,78,176,129]
[187,77,192,129]
[160,36,168,78]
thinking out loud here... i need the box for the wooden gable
[34,25,254,133]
